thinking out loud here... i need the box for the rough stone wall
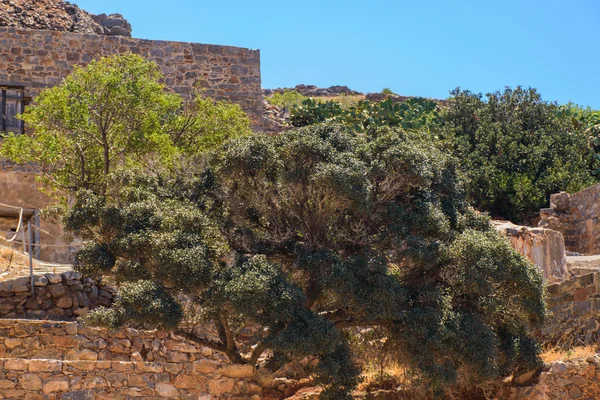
[0,319,265,399]
[0,319,208,363]
[0,271,114,320]
[493,221,568,283]
[539,185,600,255]
[502,356,600,400]
[0,358,261,399]
[0,26,263,126]
[541,272,600,346]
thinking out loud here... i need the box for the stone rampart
[541,272,600,346]
[0,26,263,126]
[0,271,114,319]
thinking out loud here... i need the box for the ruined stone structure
[494,221,568,283]
[501,356,600,400]
[540,184,600,255]
[0,27,262,125]
[0,26,262,262]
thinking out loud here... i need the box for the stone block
[220,364,255,378]
[18,373,43,390]
[42,378,69,394]
[156,382,180,398]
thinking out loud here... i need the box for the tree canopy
[63,123,545,398]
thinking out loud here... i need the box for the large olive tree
[67,123,546,398]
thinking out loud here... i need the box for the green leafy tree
[444,86,596,223]
[0,53,251,195]
[67,123,546,398]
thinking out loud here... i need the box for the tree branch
[174,329,246,364]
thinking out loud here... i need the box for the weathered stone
[55,295,73,309]
[42,378,69,394]
[156,382,180,398]
[220,364,255,378]
[33,276,49,287]
[19,373,43,390]
[174,374,206,390]
[493,221,567,283]
[48,283,66,298]
[46,274,63,284]
[193,359,219,373]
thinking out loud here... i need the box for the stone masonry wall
[541,271,600,346]
[502,356,600,400]
[539,185,600,255]
[0,271,114,320]
[0,319,266,399]
[0,358,261,399]
[0,27,263,126]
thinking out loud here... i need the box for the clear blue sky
[76,0,600,108]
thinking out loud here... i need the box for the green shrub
[291,97,443,132]
[267,90,308,110]
[444,86,597,223]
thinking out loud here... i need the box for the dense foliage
[291,97,443,132]
[0,54,251,195]
[64,123,545,398]
[293,86,599,223]
[445,87,597,222]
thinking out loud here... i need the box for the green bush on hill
[445,86,597,223]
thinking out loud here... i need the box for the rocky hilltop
[0,0,131,36]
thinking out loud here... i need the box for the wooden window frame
[1,87,25,134]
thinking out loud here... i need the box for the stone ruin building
[0,13,263,264]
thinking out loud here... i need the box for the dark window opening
[1,87,24,134]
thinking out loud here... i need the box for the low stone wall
[542,272,600,346]
[502,356,600,399]
[0,358,261,399]
[0,319,216,364]
[0,271,114,319]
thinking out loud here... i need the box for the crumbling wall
[539,185,600,255]
[494,221,568,283]
[501,356,600,400]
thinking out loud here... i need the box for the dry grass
[541,345,597,363]
[0,244,44,280]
